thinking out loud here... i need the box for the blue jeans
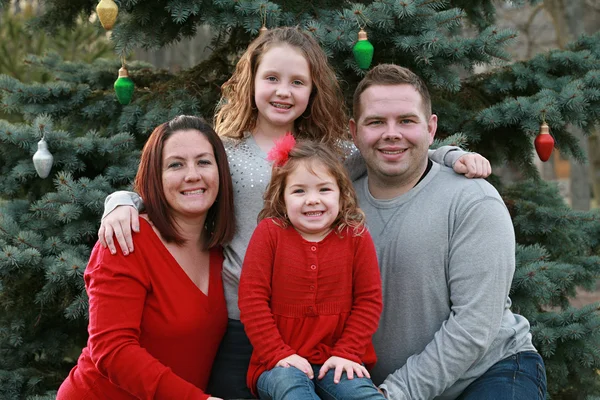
[257,364,385,400]
[457,351,547,400]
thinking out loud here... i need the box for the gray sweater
[354,162,536,400]
[103,134,465,320]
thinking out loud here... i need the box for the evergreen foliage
[0,0,599,398]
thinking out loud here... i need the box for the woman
[57,115,235,400]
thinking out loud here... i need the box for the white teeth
[271,103,292,109]
[182,189,205,195]
[381,149,405,155]
[305,212,323,216]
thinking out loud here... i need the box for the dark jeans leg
[457,351,547,400]
[207,319,255,399]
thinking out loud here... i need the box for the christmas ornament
[353,28,374,70]
[96,0,119,30]
[259,25,268,35]
[534,121,554,162]
[33,137,53,178]
[114,66,134,105]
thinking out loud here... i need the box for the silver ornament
[33,138,54,178]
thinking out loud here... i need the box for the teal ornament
[114,66,134,105]
[353,29,374,70]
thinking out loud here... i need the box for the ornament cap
[358,28,368,41]
[259,25,268,35]
[37,138,49,151]
[118,66,129,78]
[539,122,550,135]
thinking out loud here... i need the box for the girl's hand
[98,205,139,255]
[207,397,224,400]
[275,354,314,379]
[318,356,370,384]
[453,153,492,178]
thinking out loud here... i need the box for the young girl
[98,27,490,398]
[239,137,384,400]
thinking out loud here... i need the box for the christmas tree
[0,0,599,399]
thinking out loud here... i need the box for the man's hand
[98,205,139,255]
[453,153,491,178]
[318,356,370,384]
[275,354,314,379]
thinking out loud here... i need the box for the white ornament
[33,138,54,178]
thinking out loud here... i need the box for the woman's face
[161,129,219,223]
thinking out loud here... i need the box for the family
[57,27,547,400]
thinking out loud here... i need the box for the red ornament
[534,122,554,162]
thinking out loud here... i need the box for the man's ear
[428,114,438,145]
[349,119,358,144]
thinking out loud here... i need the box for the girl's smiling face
[253,45,313,134]
[283,160,340,242]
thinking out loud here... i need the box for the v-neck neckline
[141,219,214,300]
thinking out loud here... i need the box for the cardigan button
[310,265,317,270]
[310,246,317,251]
[310,285,315,290]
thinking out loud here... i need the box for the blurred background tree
[0,0,598,399]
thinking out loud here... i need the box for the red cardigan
[239,219,382,395]
[57,219,227,400]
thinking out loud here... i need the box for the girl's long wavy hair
[214,27,348,149]
[258,140,365,235]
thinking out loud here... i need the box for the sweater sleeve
[238,221,296,370]
[102,190,144,219]
[331,230,382,364]
[85,243,210,400]
[379,197,515,400]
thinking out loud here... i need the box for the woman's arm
[85,242,212,399]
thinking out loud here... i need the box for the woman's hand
[98,205,139,255]
[318,356,370,384]
[275,354,314,379]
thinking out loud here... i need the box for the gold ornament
[96,0,119,30]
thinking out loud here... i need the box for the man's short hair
[353,64,432,121]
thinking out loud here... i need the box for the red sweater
[238,219,383,395]
[57,220,227,400]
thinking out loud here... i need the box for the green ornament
[353,29,374,70]
[114,67,134,105]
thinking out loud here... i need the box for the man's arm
[380,197,516,400]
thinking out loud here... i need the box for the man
[349,64,547,399]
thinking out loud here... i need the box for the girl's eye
[292,189,304,194]
[167,162,182,169]
[292,80,304,86]
[320,187,332,192]
[198,159,212,166]
[266,76,277,82]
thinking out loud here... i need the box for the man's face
[350,84,437,195]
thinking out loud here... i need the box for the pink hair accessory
[267,132,296,167]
